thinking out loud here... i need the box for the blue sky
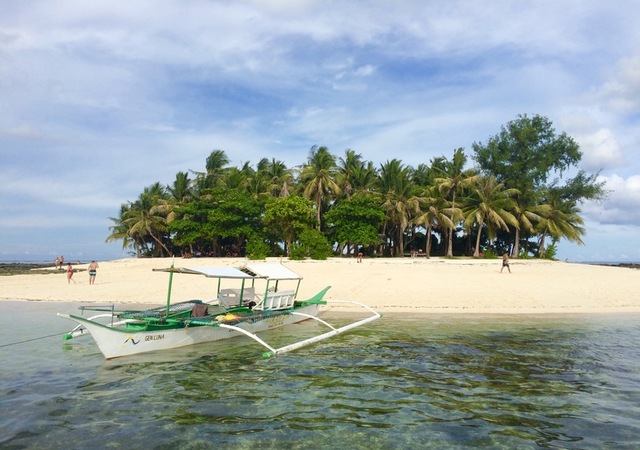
[2,1,640,263]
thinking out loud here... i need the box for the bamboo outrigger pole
[216,300,381,358]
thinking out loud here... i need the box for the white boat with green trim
[58,263,380,359]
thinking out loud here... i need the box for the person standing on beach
[501,253,511,273]
[66,263,75,283]
[88,260,99,285]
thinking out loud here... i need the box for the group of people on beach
[63,260,99,284]
[60,253,509,285]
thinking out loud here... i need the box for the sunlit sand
[2,257,639,314]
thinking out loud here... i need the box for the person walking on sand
[501,252,511,273]
[66,263,75,283]
[88,260,99,285]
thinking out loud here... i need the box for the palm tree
[510,190,549,257]
[350,161,378,197]
[203,149,230,188]
[536,190,585,256]
[414,185,454,257]
[106,204,138,256]
[411,163,436,188]
[377,159,420,256]
[462,176,520,257]
[299,146,341,230]
[222,166,249,191]
[125,183,173,257]
[167,171,193,203]
[262,158,293,198]
[434,148,480,257]
[338,149,364,200]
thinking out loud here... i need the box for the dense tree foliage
[472,114,605,257]
[107,115,605,260]
[324,197,386,255]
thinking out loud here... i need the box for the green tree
[462,176,519,257]
[245,233,270,260]
[536,189,586,256]
[126,183,172,257]
[350,161,378,197]
[434,148,480,257]
[169,195,212,255]
[106,204,138,256]
[472,114,582,192]
[324,197,385,255]
[290,228,332,260]
[167,171,193,203]
[338,149,364,200]
[170,188,262,256]
[414,185,454,258]
[473,114,604,253]
[300,146,341,230]
[205,189,262,255]
[263,195,317,256]
[261,157,293,198]
[510,190,549,257]
[377,159,420,256]
[192,149,230,191]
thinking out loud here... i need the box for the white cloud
[3,1,640,261]
[578,128,623,170]
[582,174,640,226]
[599,54,640,115]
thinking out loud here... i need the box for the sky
[1,1,640,263]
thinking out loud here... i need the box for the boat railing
[253,290,296,311]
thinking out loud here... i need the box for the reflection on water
[1,302,639,449]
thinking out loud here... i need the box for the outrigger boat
[58,263,380,359]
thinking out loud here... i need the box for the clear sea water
[1,301,639,449]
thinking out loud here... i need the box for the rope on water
[0,331,68,348]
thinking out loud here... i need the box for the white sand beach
[2,257,639,314]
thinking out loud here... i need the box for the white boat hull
[59,304,321,359]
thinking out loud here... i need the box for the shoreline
[1,257,639,314]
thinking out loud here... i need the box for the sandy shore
[1,257,639,314]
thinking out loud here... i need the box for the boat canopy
[153,264,302,281]
[243,264,302,281]
[154,266,254,279]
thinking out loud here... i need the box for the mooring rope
[0,331,67,348]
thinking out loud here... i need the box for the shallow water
[1,301,639,449]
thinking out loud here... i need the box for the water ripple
[1,305,639,448]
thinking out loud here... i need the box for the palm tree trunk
[474,223,484,257]
[148,228,172,257]
[315,190,322,230]
[513,227,521,258]
[447,194,456,258]
[425,225,432,258]
[537,231,547,256]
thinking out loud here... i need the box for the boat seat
[218,287,256,309]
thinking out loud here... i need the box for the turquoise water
[1,301,639,449]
